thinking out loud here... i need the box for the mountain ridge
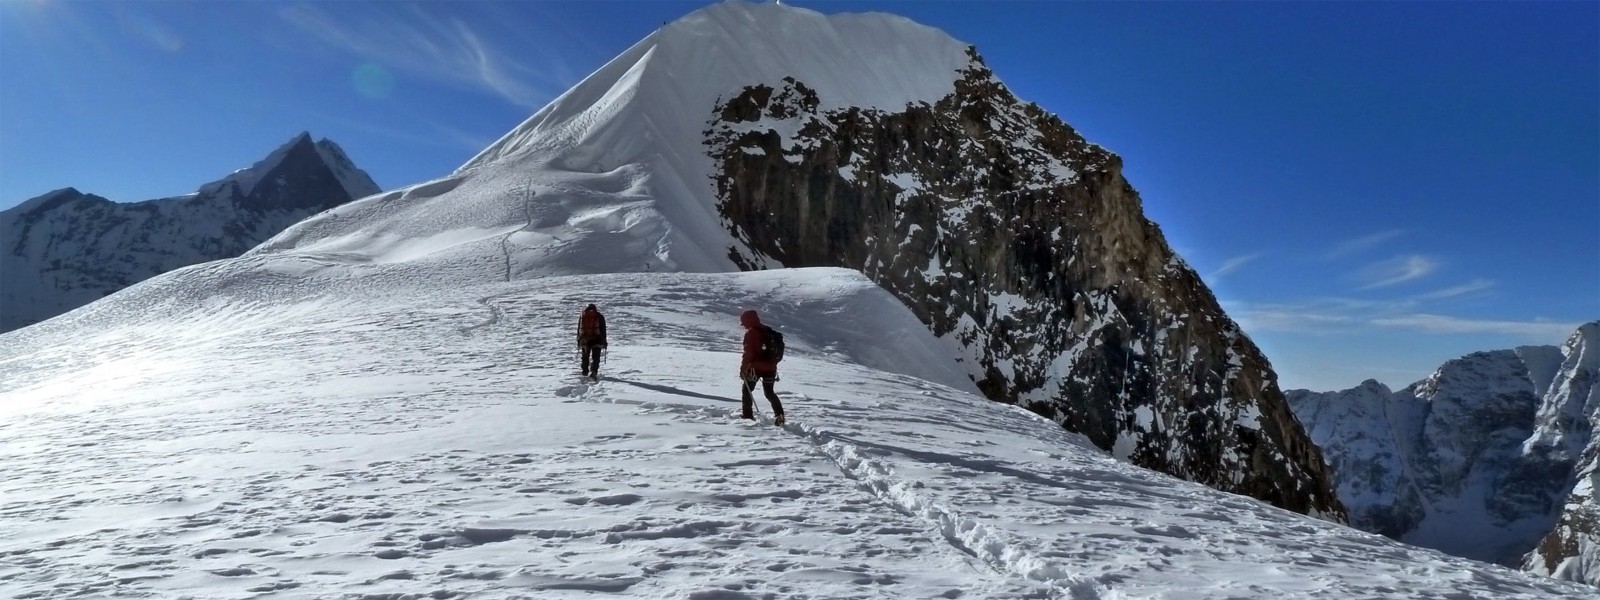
[2,1,1593,596]
[1289,321,1600,585]
[249,0,1344,518]
[0,133,379,333]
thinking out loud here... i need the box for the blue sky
[1,0,1595,391]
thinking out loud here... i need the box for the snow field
[2,268,1589,599]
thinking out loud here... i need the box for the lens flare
[352,62,394,99]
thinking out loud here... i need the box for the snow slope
[1,266,1586,599]
[264,0,973,279]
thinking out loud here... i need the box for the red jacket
[742,326,776,375]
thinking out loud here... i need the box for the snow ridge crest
[460,0,973,172]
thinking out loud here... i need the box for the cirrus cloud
[1410,279,1495,302]
[278,3,567,109]
[1325,229,1404,260]
[1369,314,1579,338]
[1208,252,1263,281]
[1355,254,1438,289]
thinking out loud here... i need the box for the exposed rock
[1525,323,1600,584]
[704,49,1343,519]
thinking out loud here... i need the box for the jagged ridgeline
[704,49,1343,518]
[0,133,379,333]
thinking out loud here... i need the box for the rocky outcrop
[1525,323,1600,584]
[1292,322,1600,578]
[1,133,379,332]
[703,49,1343,519]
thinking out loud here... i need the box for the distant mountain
[0,133,379,332]
[11,2,1597,597]
[1288,321,1600,583]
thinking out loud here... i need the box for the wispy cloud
[1410,278,1495,302]
[1355,254,1438,289]
[1227,305,1360,334]
[1370,314,1579,338]
[1208,252,1262,280]
[1224,297,1574,342]
[278,4,566,108]
[1326,229,1404,260]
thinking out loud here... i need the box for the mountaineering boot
[773,413,786,426]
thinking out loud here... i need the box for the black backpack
[761,325,785,363]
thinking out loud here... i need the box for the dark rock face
[1,134,379,332]
[703,49,1344,519]
[1355,351,1568,564]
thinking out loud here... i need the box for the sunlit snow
[0,1,1591,598]
[2,268,1586,599]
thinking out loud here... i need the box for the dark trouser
[741,377,783,418]
[581,342,602,377]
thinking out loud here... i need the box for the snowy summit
[0,2,1589,598]
[0,132,378,333]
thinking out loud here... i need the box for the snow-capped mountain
[1527,322,1600,585]
[1289,321,1600,583]
[24,1,1581,596]
[262,0,1340,518]
[0,132,379,333]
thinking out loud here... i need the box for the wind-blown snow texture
[1,267,1586,599]
[1290,322,1600,585]
[0,132,379,333]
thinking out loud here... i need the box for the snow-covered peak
[1294,322,1600,579]
[1,133,379,333]
[1526,321,1600,586]
[1356,378,1390,393]
[253,0,1345,520]
[312,138,382,200]
[1561,322,1600,373]
[461,0,973,171]
[194,132,378,202]
[1413,349,1544,402]
[1525,321,1600,458]
[197,132,313,197]
[264,1,979,276]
